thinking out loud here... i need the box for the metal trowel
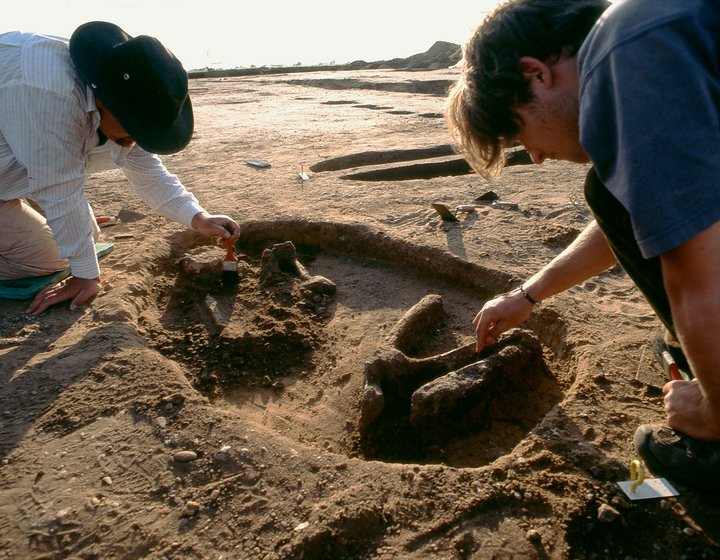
[431,203,459,222]
[473,190,519,210]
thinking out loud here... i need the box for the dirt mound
[190,41,462,79]
[356,40,462,70]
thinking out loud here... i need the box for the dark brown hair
[446,0,610,176]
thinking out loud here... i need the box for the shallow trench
[142,219,573,468]
[309,145,533,181]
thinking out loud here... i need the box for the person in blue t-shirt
[446,0,720,493]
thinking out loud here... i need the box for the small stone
[173,450,198,463]
[526,529,542,543]
[294,521,309,532]
[209,445,229,459]
[155,416,167,428]
[56,509,71,524]
[162,393,185,405]
[101,476,113,486]
[181,500,201,518]
[85,497,102,511]
[597,503,621,523]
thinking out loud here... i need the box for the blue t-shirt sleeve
[579,4,720,259]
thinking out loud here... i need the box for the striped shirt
[0,31,205,279]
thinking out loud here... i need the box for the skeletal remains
[360,294,548,441]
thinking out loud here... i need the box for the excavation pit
[310,145,532,181]
[143,219,571,467]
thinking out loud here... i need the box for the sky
[3,0,505,70]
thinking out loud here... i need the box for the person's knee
[0,199,67,279]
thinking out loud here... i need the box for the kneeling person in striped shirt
[0,21,241,314]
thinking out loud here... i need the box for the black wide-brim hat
[70,21,193,155]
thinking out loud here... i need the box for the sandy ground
[1,67,719,559]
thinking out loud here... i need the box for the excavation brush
[221,237,239,284]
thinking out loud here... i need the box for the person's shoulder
[590,0,706,43]
[8,31,83,95]
[580,0,705,73]
[604,0,704,31]
[0,30,69,54]
[21,32,71,65]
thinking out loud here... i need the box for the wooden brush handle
[224,238,236,261]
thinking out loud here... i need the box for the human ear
[519,56,553,88]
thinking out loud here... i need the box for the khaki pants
[0,199,68,279]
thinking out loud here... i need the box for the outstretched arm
[661,220,720,441]
[473,219,616,350]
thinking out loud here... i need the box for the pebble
[56,509,71,524]
[85,497,102,511]
[214,444,232,462]
[181,500,201,518]
[173,450,198,463]
[155,416,167,428]
[526,529,542,543]
[101,476,113,486]
[162,393,186,405]
[597,503,621,523]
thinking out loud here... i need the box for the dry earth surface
[1,66,719,559]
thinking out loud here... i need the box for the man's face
[96,100,135,148]
[512,56,589,165]
[513,95,588,164]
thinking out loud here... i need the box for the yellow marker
[630,459,645,492]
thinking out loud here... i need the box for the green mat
[0,243,114,300]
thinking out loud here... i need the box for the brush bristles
[221,261,239,283]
